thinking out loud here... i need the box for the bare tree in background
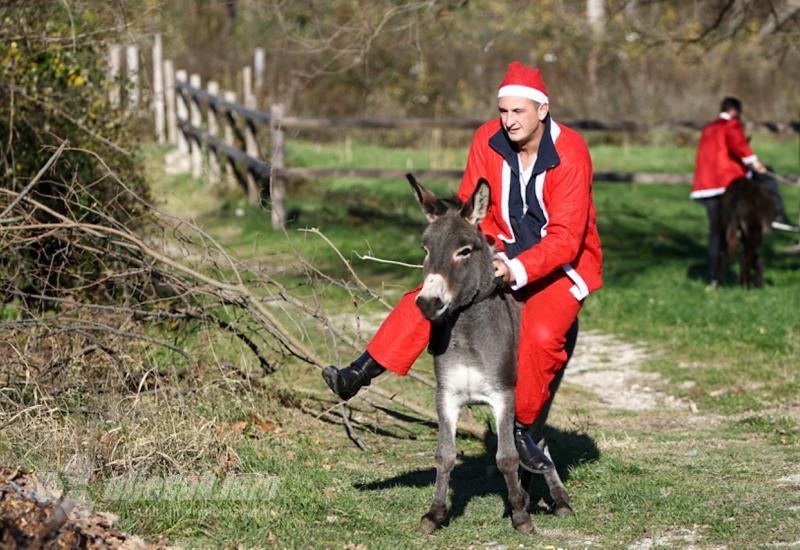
[587,0,606,91]
[758,0,800,38]
[158,0,799,121]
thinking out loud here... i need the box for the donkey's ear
[407,173,446,222]
[461,179,490,226]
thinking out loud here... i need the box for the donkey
[407,174,571,535]
[716,177,776,288]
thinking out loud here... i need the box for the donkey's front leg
[754,253,765,288]
[421,392,460,535]
[493,393,533,534]
[740,248,753,288]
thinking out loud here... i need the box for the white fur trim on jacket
[495,252,528,291]
[498,161,515,245]
[690,187,726,199]
[562,263,589,300]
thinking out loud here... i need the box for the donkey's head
[407,174,494,321]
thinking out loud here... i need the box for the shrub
[0,2,151,307]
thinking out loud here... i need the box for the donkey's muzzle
[415,295,446,321]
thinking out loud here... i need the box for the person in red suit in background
[692,96,799,284]
[322,62,603,474]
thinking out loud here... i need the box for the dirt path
[565,330,694,412]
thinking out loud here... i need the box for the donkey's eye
[455,246,473,259]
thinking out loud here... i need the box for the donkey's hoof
[420,504,447,535]
[420,515,441,535]
[512,512,534,534]
[552,502,574,517]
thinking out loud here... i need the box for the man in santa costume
[323,62,603,474]
[692,96,799,284]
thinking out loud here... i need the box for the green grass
[589,131,799,175]
[584,182,800,414]
[97,402,799,548]
[9,138,800,548]
[286,131,800,175]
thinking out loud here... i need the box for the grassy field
[4,133,800,548]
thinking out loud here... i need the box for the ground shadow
[283,184,427,231]
[522,426,598,514]
[301,394,431,441]
[355,426,599,524]
[598,209,707,285]
[601,205,800,286]
[686,237,800,285]
[686,261,709,282]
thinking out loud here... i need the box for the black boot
[322,352,385,400]
[514,420,555,474]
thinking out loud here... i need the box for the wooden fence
[115,35,800,230]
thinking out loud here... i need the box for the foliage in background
[0,1,151,306]
[160,0,800,121]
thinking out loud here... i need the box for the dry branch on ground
[0,146,483,485]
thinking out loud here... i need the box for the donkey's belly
[440,363,506,408]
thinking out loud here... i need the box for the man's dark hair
[720,96,742,114]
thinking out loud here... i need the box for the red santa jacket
[691,113,758,199]
[457,116,603,301]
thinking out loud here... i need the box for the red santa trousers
[366,271,581,424]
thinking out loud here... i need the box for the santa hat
[497,62,549,104]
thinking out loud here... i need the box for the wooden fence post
[622,131,630,162]
[107,44,121,107]
[189,73,203,179]
[254,47,265,100]
[270,104,286,230]
[126,44,139,110]
[430,128,442,170]
[344,132,352,163]
[163,59,177,145]
[242,67,259,204]
[152,34,165,143]
[175,69,189,158]
[207,81,221,183]
[223,91,238,192]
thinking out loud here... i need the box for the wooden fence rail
[177,82,269,127]
[274,167,695,185]
[176,83,800,134]
[280,116,800,134]
[175,80,274,220]
[179,122,270,177]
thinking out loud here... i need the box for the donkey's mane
[440,196,464,210]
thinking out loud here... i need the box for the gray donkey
[407,174,571,535]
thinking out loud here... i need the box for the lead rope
[764,169,800,244]
[764,169,800,222]
[765,170,800,187]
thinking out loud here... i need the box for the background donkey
[407,174,571,535]
[717,177,776,288]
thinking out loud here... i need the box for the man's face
[498,96,549,146]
